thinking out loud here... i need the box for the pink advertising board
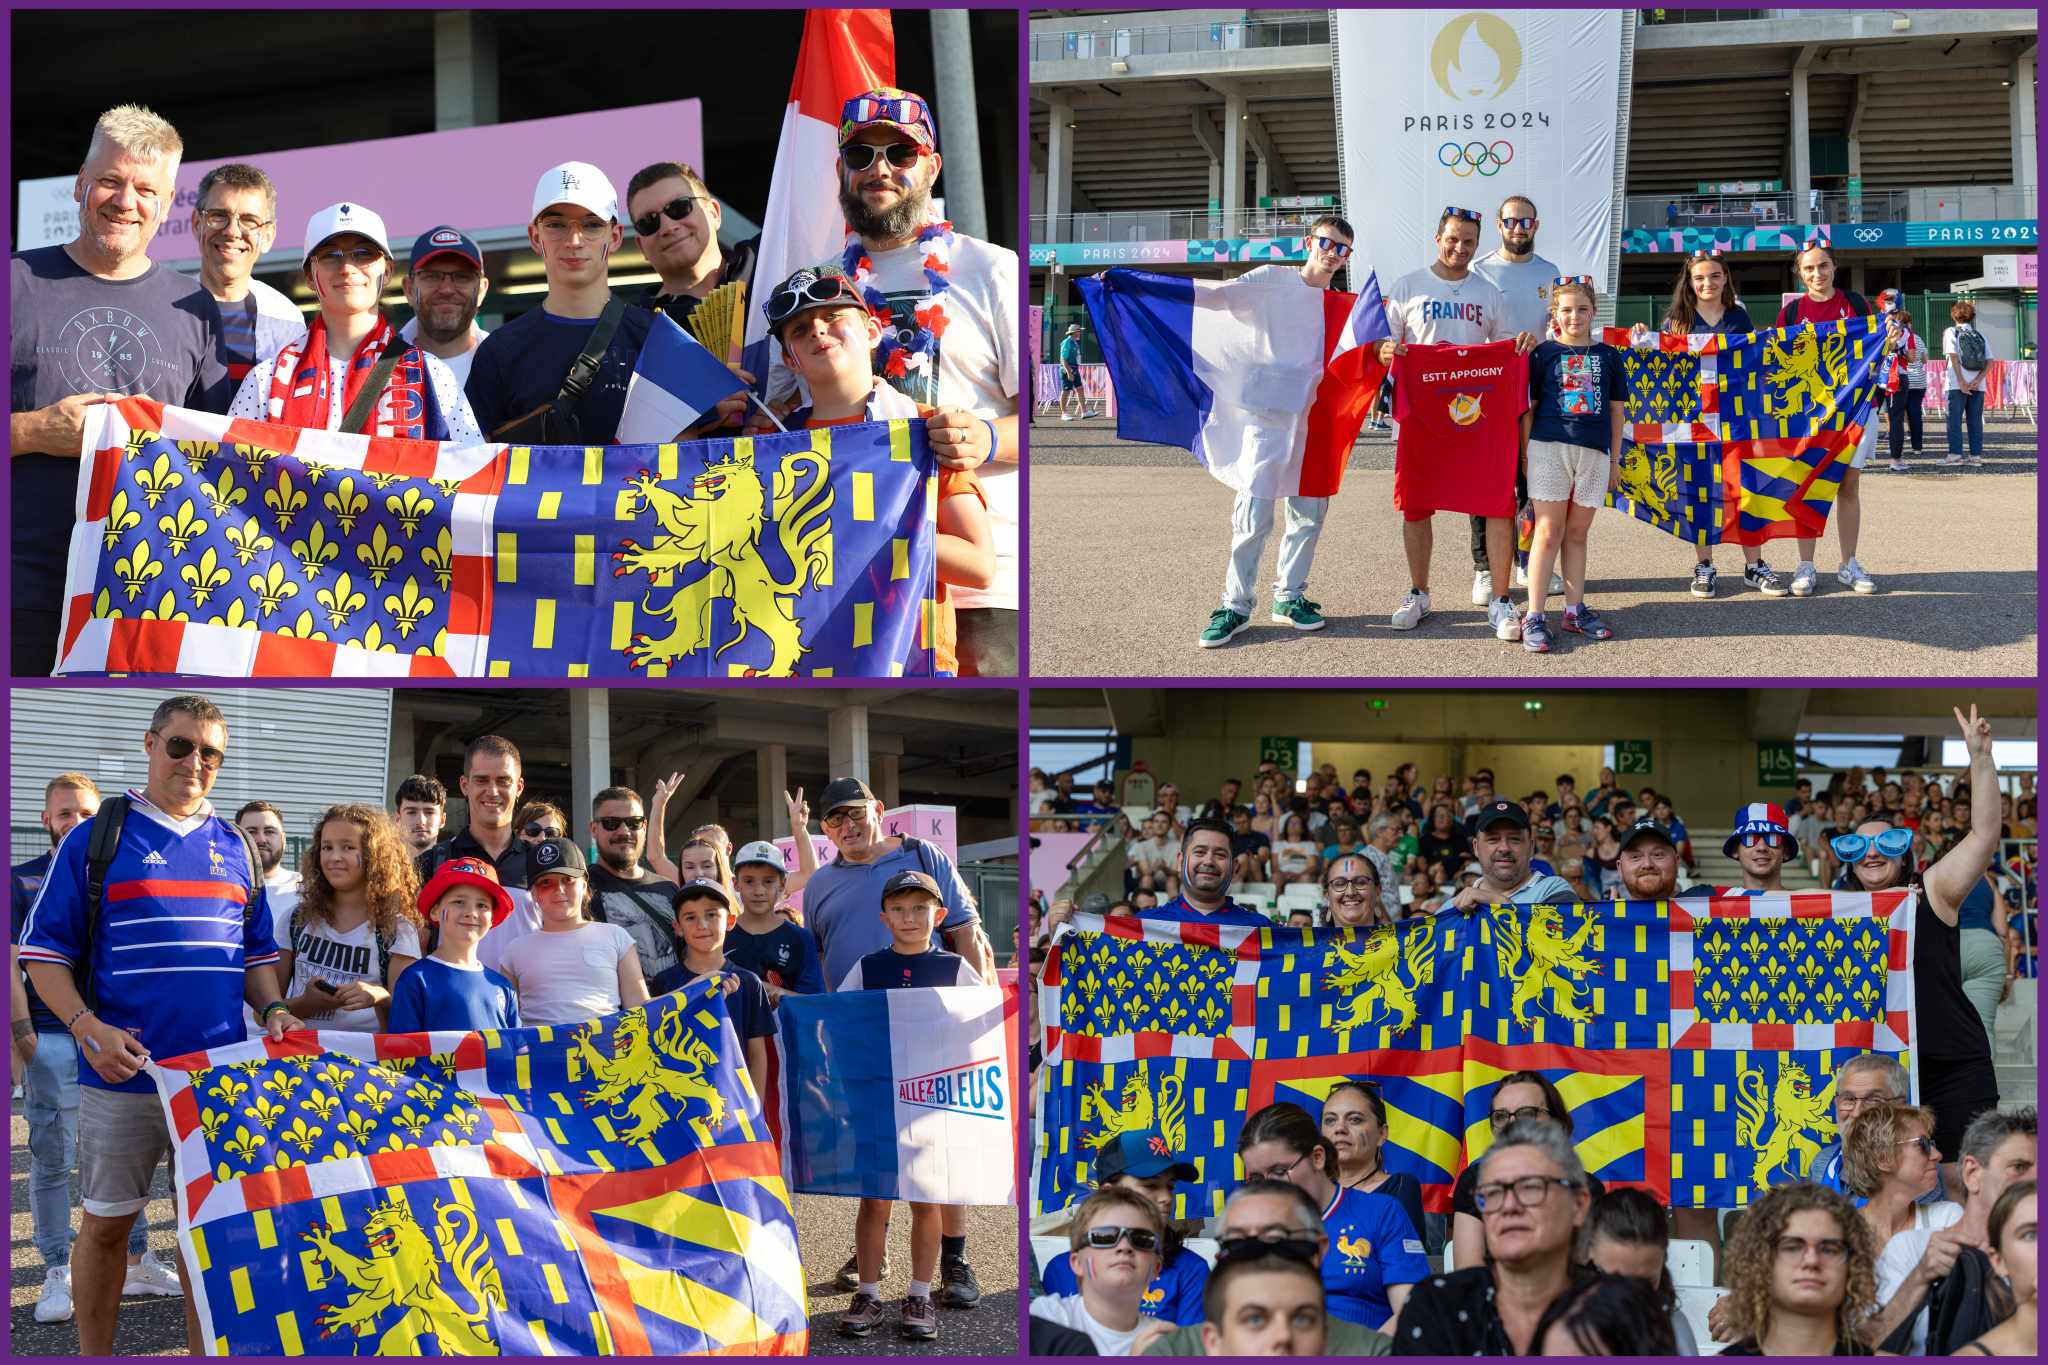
[1029,833,1094,901]
[144,98,704,265]
[774,804,959,917]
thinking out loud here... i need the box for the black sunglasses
[1216,1233,1322,1268]
[766,275,864,327]
[523,822,563,839]
[597,816,646,832]
[631,196,700,239]
[1084,1224,1159,1252]
[156,732,225,771]
[840,142,923,173]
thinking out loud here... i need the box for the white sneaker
[1470,569,1492,605]
[1966,455,1984,467]
[1887,460,1910,472]
[1059,412,1073,421]
[1511,561,1527,589]
[1550,570,1564,594]
[35,1266,73,1323]
[1940,453,1964,467]
[1789,562,1818,597]
[123,1249,183,1298]
[1488,598,1522,641]
[1391,588,1431,630]
[1837,559,1876,594]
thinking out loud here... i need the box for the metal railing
[1031,15,1329,64]
[1628,185,2035,233]
[1031,207,1337,245]
[959,861,1019,964]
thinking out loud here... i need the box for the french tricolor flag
[743,8,896,397]
[1078,266,1391,498]
[616,310,748,443]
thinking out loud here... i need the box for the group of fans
[11,694,1001,1349]
[1028,704,2037,1354]
[1171,198,2001,654]
[11,95,1020,676]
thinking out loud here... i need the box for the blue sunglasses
[1831,828,1914,862]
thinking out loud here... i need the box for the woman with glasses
[1393,1118,1596,1355]
[1029,1187,1165,1355]
[1321,854,1387,933]
[1841,1101,1959,1248]
[1836,703,2005,1177]
[228,202,481,443]
[1319,1081,1428,1252]
[1236,1101,1426,1332]
[1716,1183,1878,1355]
[513,801,568,848]
[1450,1072,1607,1271]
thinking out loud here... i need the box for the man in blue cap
[401,225,491,389]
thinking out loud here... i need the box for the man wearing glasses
[465,161,654,444]
[18,695,301,1355]
[1677,803,1797,898]
[188,164,303,384]
[626,161,758,330]
[400,226,491,389]
[1197,215,1355,648]
[582,785,680,985]
[417,735,540,972]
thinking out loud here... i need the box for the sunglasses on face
[765,274,865,327]
[1552,274,1595,288]
[313,246,382,269]
[1442,206,1482,223]
[1084,1224,1160,1252]
[631,196,700,239]
[1897,1135,1939,1159]
[1309,235,1353,258]
[1739,832,1787,848]
[523,823,563,839]
[597,816,646,833]
[155,732,225,771]
[1500,216,1536,230]
[1831,828,1914,862]
[840,142,925,173]
[1216,1233,1323,1268]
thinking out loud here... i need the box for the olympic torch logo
[1430,13,1523,100]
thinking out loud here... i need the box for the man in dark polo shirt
[418,734,536,973]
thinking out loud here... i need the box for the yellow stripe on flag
[543,1262,570,1304]
[611,600,635,651]
[527,1321,552,1356]
[533,599,555,650]
[658,445,678,481]
[231,1266,253,1314]
[536,490,561,520]
[496,1217,524,1257]
[851,470,874,521]
[582,447,604,484]
[573,534,595,586]
[890,420,911,461]
[853,601,873,648]
[190,1226,210,1272]
[253,1208,276,1249]
[508,446,530,484]
[926,472,939,521]
[891,538,909,580]
[276,1312,302,1354]
[812,426,833,458]
[495,532,517,582]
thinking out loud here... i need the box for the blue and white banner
[774,985,1018,1205]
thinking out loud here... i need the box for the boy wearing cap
[400,226,491,388]
[764,262,995,675]
[728,841,824,1003]
[465,162,654,444]
[1040,1132,1210,1327]
[649,880,772,1097]
[387,857,521,1033]
[494,837,649,1026]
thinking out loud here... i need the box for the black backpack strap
[78,796,133,1008]
[339,343,412,436]
[553,296,626,422]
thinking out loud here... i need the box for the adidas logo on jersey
[143,849,170,867]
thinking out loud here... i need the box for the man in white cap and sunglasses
[465,160,653,444]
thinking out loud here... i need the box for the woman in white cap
[228,201,482,442]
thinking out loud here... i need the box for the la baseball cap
[531,161,619,223]
[733,840,787,875]
[673,878,733,910]
[416,856,514,927]
[819,777,877,817]
[303,201,392,266]
[881,869,944,904]
[409,225,483,272]
[1474,798,1530,832]
[1725,802,1797,857]
[838,87,937,150]
[527,837,588,879]
[1617,818,1677,853]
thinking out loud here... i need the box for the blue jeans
[1945,388,1985,457]
[23,1033,148,1267]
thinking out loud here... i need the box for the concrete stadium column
[433,11,498,131]
[929,9,988,240]
[1255,153,1270,214]
[568,690,611,845]
[1046,98,1073,238]
[828,703,871,785]
[2013,48,2038,194]
[1223,89,1247,226]
[757,743,790,837]
[386,700,415,796]
[1788,46,1815,221]
[875,753,902,808]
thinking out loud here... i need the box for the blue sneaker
[1521,613,1552,653]
[1563,605,1615,640]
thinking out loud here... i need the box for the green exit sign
[1615,740,1653,776]
[1757,741,1798,787]
[1259,737,1299,772]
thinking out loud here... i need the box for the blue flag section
[152,983,807,1356]
[1034,894,1916,1219]
[490,420,939,677]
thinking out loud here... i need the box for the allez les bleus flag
[1078,266,1390,499]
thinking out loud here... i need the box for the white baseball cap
[302,201,393,265]
[531,162,618,223]
[733,840,787,875]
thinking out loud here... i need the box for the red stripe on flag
[183,1172,216,1221]
[1835,1020,1874,1048]
[361,436,443,480]
[85,439,126,520]
[1787,892,1838,918]
[456,449,510,496]
[408,651,458,677]
[446,555,491,634]
[61,594,94,664]
[106,879,247,904]
[237,1162,314,1211]
[1059,1032,1102,1063]
[1888,929,1910,972]
[221,418,300,454]
[1231,984,1256,1027]
[1884,1009,1911,1046]
[105,618,187,674]
[169,1082,201,1139]
[112,396,166,431]
[367,1146,444,1186]
[1299,290,1384,497]
[1670,970,1694,1011]
[1668,900,1696,932]
[1750,1023,1794,1050]
[788,9,895,123]
[1132,1032,1174,1059]
[252,632,338,677]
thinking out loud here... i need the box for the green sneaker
[1198,608,1251,648]
[1271,596,1327,631]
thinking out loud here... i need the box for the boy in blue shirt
[839,870,984,1342]
[725,841,825,1002]
[650,880,773,1099]
[387,858,521,1033]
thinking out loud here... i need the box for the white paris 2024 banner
[1335,9,1629,297]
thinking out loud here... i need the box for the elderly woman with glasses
[228,202,480,443]
[1236,1102,1426,1333]
[1842,1101,1960,1248]
[1450,1071,1608,1271]
[1393,1118,1597,1355]
[1717,1183,1879,1356]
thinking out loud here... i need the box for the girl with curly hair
[1719,1182,1879,1356]
[281,804,422,1031]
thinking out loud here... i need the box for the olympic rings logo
[1852,227,1884,243]
[1438,141,1515,177]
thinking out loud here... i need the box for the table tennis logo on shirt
[1448,392,1485,426]
[896,1056,1007,1119]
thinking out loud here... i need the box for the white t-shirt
[276,906,423,1032]
[1471,248,1563,340]
[1128,835,1182,873]
[1941,325,1987,390]
[475,887,541,976]
[247,277,308,363]
[1028,1292,1145,1356]
[399,317,491,392]
[1874,1201,1967,1356]
[495,921,637,1026]
[228,342,484,444]
[1384,265,1512,347]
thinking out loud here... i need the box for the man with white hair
[10,106,232,673]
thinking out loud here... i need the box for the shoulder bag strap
[554,296,627,416]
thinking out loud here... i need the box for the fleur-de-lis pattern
[1060,936,1232,1040]
[1691,918,1885,1025]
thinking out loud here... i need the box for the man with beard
[1136,819,1271,928]
[1677,804,1796,898]
[1443,800,1575,910]
[834,88,1020,675]
[418,735,539,972]
[1613,817,1682,899]
[626,161,757,330]
[235,800,301,904]
[582,786,680,984]
[399,226,490,388]
[189,164,303,385]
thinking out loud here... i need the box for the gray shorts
[78,1084,173,1218]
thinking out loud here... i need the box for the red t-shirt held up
[1392,340,1529,518]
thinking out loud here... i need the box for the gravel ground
[1027,415,2038,678]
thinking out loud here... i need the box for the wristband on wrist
[981,418,998,466]
[260,1001,290,1019]
[64,1005,93,1032]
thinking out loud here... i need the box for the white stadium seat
[1676,1284,1730,1355]
[1032,1236,1069,1275]
[1237,882,1277,901]
[1666,1237,1714,1287]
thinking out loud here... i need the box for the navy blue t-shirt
[464,300,653,444]
[1527,340,1629,452]
[386,955,521,1033]
[650,962,775,1044]
[725,919,825,995]
[10,852,62,1032]
[842,946,979,991]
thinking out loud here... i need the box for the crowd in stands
[13,695,999,1348]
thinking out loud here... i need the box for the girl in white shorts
[1518,276,1628,653]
